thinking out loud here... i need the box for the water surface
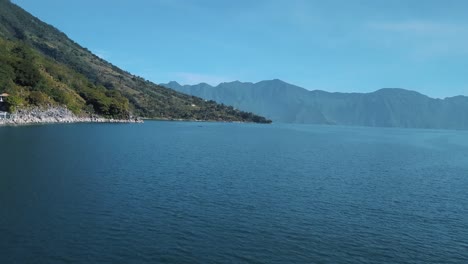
[1,122,468,263]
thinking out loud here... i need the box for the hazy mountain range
[162,80,468,129]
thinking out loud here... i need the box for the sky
[11,0,468,98]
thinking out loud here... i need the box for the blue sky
[12,0,468,98]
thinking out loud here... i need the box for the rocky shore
[0,107,142,126]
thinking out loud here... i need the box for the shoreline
[142,117,271,124]
[0,118,143,127]
[0,107,142,127]
[0,107,271,127]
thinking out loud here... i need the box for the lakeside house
[0,93,10,119]
[0,93,9,103]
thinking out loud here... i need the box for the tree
[5,95,24,112]
[11,44,42,87]
[28,91,49,106]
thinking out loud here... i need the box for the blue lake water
[1,121,468,263]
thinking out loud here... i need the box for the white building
[0,93,9,103]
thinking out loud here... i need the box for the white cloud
[368,21,468,35]
[365,21,468,58]
[91,49,110,60]
[173,72,232,86]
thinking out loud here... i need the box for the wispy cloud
[366,21,468,58]
[91,49,110,60]
[129,70,232,87]
[233,0,319,30]
[173,72,232,86]
[152,0,199,11]
[368,21,468,35]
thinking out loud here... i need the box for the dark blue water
[1,122,468,263]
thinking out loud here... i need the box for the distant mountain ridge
[162,80,468,129]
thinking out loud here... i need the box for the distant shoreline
[0,118,143,127]
[142,117,271,124]
[0,107,272,127]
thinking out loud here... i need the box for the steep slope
[0,38,131,117]
[0,0,270,123]
[162,80,468,130]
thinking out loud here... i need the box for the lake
[1,121,468,263]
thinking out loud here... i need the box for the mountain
[163,80,330,124]
[162,80,468,130]
[0,0,270,123]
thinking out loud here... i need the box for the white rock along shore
[0,107,143,126]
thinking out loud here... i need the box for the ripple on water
[1,122,468,263]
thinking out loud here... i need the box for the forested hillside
[0,38,130,117]
[0,0,270,123]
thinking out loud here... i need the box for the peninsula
[0,0,271,125]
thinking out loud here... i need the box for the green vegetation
[0,39,130,117]
[0,0,271,123]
